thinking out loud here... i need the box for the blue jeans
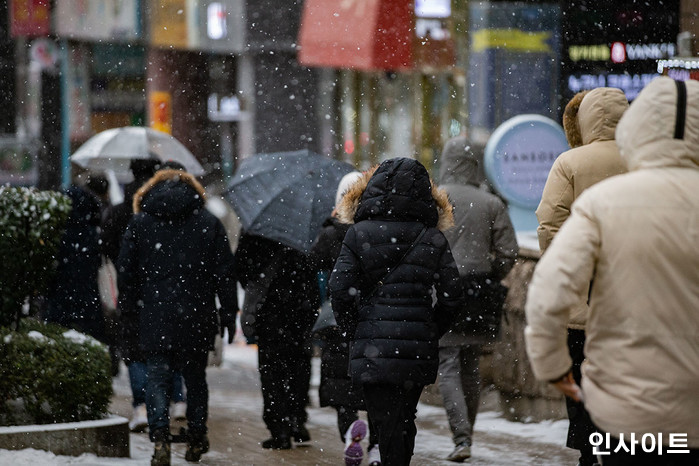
[128,361,185,407]
[146,350,209,442]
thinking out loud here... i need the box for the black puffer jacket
[329,158,464,386]
[117,170,238,355]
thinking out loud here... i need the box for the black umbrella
[224,150,355,254]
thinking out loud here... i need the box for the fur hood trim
[336,165,454,231]
[133,169,206,213]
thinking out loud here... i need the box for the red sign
[298,0,413,71]
[10,0,51,37]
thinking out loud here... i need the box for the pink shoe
[344,420,367,466]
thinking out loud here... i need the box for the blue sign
[484,114,568,231]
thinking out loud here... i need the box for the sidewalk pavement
[108,342,579,465]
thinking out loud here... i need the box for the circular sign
[484,114,569,210]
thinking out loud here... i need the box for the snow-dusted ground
[0,342,571,465]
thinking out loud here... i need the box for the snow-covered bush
[0,319,112,426]
[0,186,71,328]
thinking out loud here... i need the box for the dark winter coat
[236,233,320,348]
[329,158,464,386]
[101,178,150,263]
[45,185,105,341]
[438,135,518,345]
[117,169,238,355]
[309,216,364,409]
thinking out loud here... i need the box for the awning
[298,0,413,71]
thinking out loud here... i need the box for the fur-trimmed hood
[133,169,207,218]
[336,157,454,231]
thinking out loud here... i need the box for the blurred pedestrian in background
[236,232,320,449]
[330,157,464,466]
[525,76,699,465]
[309,171,381,466]
[101,159,187,432]
[44,185,105,343]
[535,87,629,466]
[117,168,239,465]
[436,135,518,463]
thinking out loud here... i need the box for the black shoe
[151,441,171,466]
[262,436,292,450]
[185,433,210,462]
[292,426,311,446]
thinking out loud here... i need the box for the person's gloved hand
[219,309,238,344]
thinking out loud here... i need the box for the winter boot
[292,425,311,446]
[262,430,292,450]
[172,401,187,421]
[344,419,367,466]
[151,441,171,466]
[185,431,210,462]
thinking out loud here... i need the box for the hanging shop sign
[10,0,51,37]
[55,0,140,41]
[197,0,245,53]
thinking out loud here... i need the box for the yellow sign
[472,29,552,53]
[149,91,172,134]
[150,0,188,48]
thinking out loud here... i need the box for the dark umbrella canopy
[224,150,355,254]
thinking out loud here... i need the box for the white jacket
[525,76,699,447]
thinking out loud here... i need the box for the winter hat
[335,171,362,208]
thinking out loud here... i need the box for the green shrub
[0,319,113,426]
[0,186,71,328]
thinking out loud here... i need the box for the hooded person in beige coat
[535,87,629,466]
[525,76,699,464]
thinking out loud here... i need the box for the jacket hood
[577,87,629,145]
[438,135,479,186]
[616,76,699,171]
[562,90,589,149]
[336,157,453,231]
[133,169,207,218]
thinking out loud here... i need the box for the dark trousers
[258,340,312,437]
[363,382,424,466]
[145,350,209,442]
[567,328,599,464]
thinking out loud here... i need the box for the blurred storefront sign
[149,0,244,52]
[10,0,51,37]
[298,0,413,71]
[207,93,245,122]
[55,0,140,41]
[484,114,568,232]
[468,3,561,145]
[149,91,172,134]
[657,58,699,81]
[64,44,92,141]
[29,38,59,70]
[561,0,679,103]
[298,0,454,71]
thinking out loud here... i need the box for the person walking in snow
[436,135,518,462]
[309,171,381,466]
[236,232,319,450]
[535,86,629,466]
[525,76,699,465]
[330,157,464,466]
[117,168,239,465]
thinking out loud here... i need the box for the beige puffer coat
[535,87,629,329]
[525,76,699,447]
